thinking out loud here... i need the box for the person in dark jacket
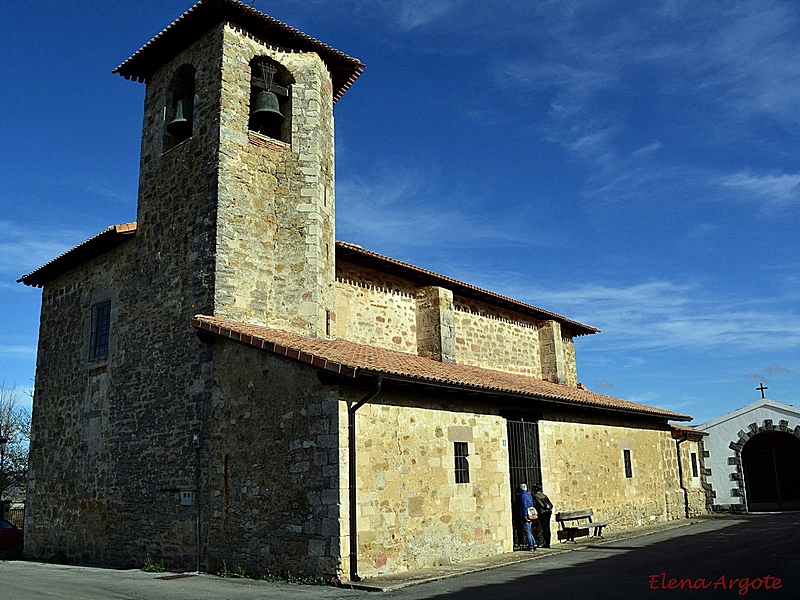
[532,485,553,548]
[516,483,537,550]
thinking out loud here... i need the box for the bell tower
[114,0,364,337]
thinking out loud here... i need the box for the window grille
[90,300,111,360]
[623,449,633,478]
[454,442,470,484]
[690,452,699,478]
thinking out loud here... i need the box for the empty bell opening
[250,90,284,131]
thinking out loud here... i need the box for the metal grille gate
[507,419,542,548]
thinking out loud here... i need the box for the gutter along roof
[192,315,690,421]
[112,0,365,103]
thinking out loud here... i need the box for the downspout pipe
[348,374,383,583]
[675,434,690,519]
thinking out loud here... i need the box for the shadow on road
[387,513,799,600]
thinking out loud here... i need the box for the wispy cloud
[716,170,800,211]
[336,169,559,252]
[0,344,37,359]
[493,0,800,217]
[765,363,794,374]
[397,0,457,29]
[0,220,94,277]
[503,279,800,354]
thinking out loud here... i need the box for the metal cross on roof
[756,383,768,398]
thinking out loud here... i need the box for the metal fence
[7,507,24,529]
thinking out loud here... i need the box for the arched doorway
[741,431,800,511]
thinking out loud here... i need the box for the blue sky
[2,0,798,423]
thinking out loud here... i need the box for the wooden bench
[555,509,609,543]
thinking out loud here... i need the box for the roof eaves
[191,315,689,421]
[17,223,137,288]
[112,0,365,103]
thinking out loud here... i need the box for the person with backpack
[532,485,554,548]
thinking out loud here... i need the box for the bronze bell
[166,98,193,139]
[250,90,284,130]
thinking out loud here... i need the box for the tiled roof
[192,315,691,421]
[112,0,365,103]
[17,223,136,288]
[336,241,598,337]
[670,424,707,438]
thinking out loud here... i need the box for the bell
[250,90,284,130]
[166,98,192,139]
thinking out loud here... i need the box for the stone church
[19,0,705,581]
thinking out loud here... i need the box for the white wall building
[696,398,800,512]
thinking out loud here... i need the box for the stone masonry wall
[25,246,127,563]
[453,298,543,377]
[347,392,512,578]
[334,262,418,353]
[27,27,223,569]
[678,438,707,517]
[416,287,456,362]
[203,342,343,577]
[214,25,335,338]
[539,413,684,531]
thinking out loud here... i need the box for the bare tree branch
[0,381,31,502]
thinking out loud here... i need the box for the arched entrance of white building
[741,431,800,511]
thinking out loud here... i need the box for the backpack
[534,493,553,512]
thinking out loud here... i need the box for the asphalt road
[1,513,797,599]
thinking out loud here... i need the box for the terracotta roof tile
[671,424,707,438]
[193,315,690,421]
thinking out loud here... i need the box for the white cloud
[0,344,37,359]
[397,0,456,29]
[336,170,559,251]
[716,171,800,211]
[633,141,661,157]
[507,279,800,354]
[0,220,94,277]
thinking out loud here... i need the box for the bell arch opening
[741,431,800,512]
[163,64,196,152]
[248,57,293,143]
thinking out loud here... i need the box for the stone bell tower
[114,0,364,337]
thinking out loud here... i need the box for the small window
[90,300,111,360]
[690,452,699,478]
[454,442,470,484]
[623,449,633,478]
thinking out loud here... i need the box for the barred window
[690,452,699,478]
[90,300,111,360]
[454,442,470,484]
[623,449,633,478]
